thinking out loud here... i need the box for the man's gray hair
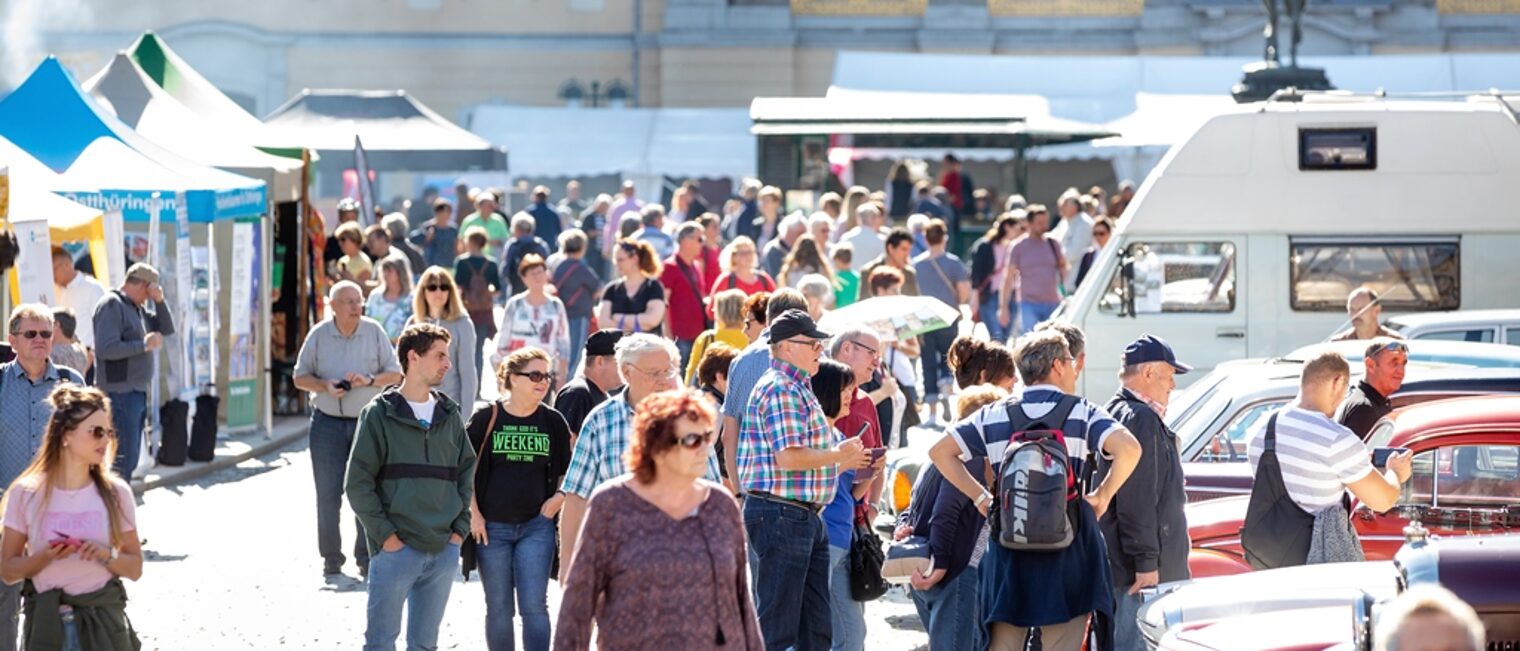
[381,212,411,241]
[614,333,678,381]
[7,303,55,334]
[1034,320,1085,358]
[906,213,930,233]
[640,203,666,226]
[808,211,834,230]
[558,228,587,254]
[798,274,832,301]
[1013,330,1070,386]
[510,212,535,235]
[676,222,703,242]
[828,326,879,358]
[1004,194,1027,212]
[780,211,807,236]
[1058,187,1083,209]
[1376,585,1484,651]
[593,193,613,208]
[856,202,882,222]
[1119,361,1163,381]
[328,280,363,300]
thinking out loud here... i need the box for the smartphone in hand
[1371,446,1410,468]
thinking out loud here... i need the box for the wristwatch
[975,492,994,510]
[105,547,119,565]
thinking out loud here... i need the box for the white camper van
[1058,93,1520,400]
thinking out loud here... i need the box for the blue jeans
[744,497,832,651]
[364,541,462,651]
[911,566,982,651]
[1112,585,1145,651]
[107,390,146,478]
[59,612,80,651]
[827,545,866,651]
[566,317,590,377]
[310,412,370,572]
[478,517,555,651]
[1018,301,1060,337]
[979,293,1017,345]
[920,327,956,401]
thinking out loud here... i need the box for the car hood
[1139,561,1399,647]
[1184,495,1249,542]
[1158,605,1360,651]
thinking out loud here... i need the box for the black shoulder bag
[1239,413,1316,570]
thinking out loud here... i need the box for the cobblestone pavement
[128,439,930,649]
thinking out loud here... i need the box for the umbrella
[820,295,960,343]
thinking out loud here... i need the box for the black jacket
[1099,389,1191,587]
[1335,380,1391,442]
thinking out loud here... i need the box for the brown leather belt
[748,491,824,514]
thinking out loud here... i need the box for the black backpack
[992,394,1084,551]
[1240,413,1315,570]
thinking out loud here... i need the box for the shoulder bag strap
[1264,413,1278,453]
[552,260,586,307]
[927,255,955,292]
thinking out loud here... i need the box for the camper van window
[1289,239,1460,312]
[1298,128,1377,171]
[1415,329,1496,344]
[1099,241,1236,315]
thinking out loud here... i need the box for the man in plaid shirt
[556,333,720,581]
[739,310,873,651]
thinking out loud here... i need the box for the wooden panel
[988,0,1143,16]
[790,0,927,15]
[1437,0,1520,13]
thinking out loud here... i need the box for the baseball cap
[1122,334,1191,374]
[125,263,160,285]
[765,310,830,344]
[584,329,625,357]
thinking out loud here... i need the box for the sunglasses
[1369,340,1409,358]
[86,426,117,440]
[512,371,555,384]
[676,430,717,449]
[14,329,52,340]
[424,284,449,293]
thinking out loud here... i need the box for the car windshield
[1166,368,1226,431]
[1173,385,1234,456]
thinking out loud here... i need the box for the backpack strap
[1003,393,1081,438]
[1263,413,1278,453]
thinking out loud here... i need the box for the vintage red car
[1185,395,1520,578]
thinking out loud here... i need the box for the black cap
[1123,334,1191,374]
[765,309,831,344]
[585,329,625,357]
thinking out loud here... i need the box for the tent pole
[1015,144,1029,197]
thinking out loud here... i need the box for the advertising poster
[226,217,260,429]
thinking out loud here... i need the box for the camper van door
[1079,236,1247,399]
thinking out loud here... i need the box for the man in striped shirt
[739,310,872,651]
[1247,351,1412,523]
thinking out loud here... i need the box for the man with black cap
[1101,334,1193,650]
[553,329,625,441]
[738,309,873,651]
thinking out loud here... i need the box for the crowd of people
[0,164,1485,651]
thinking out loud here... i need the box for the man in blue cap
[1100,333,1193,650]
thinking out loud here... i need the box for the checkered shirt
[560,393,721,497]
[737,358,839,505]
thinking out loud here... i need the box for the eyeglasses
[87,426,117,440]
[676,430,717,449]
[424,284,449,293]
[785,339,824,352]
[512,371,555,384]
[846,339,878,358]
[631,364,681,381]
[13,330,52,340]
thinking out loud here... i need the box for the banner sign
[226,217,261,429]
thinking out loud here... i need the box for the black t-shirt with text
[465,403,573,524]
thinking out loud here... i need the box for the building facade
[21,0,1520,122]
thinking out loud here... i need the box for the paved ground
[127,436,930,649]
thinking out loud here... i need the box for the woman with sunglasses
[407,266,479,406]
[598,239,667,336]
[555,388,763,650]
[494,254,572,387]
[1073,216,1114,290]
[1,384,143,650]
[465,347,572,651]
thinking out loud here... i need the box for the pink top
[3,478,137,595]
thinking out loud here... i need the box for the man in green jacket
[345,323,476,651]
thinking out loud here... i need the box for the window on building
[1100,241,1236,314]
[1290,238,1459,312]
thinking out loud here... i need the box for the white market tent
[84,52,303,200]
[468,105,754,200]
[828,50,1520,183]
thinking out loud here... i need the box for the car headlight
[893,469,913,513]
